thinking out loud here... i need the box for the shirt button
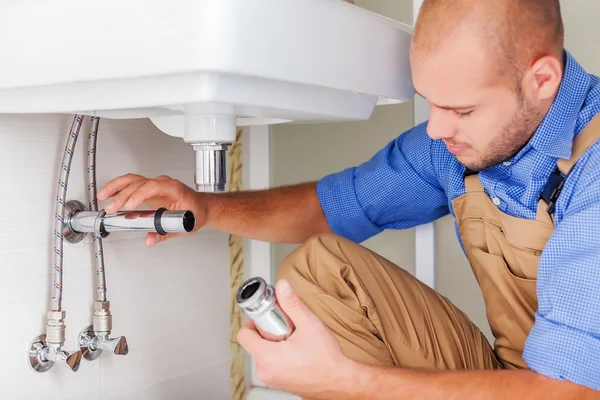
[503,161,511,166]
[492,197,501,206]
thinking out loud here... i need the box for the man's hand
[237,281,600,400]
[236,280,355,399]
[97,174,205,247]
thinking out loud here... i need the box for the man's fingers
[105,178,175,214]
[97,173,144,200]
[104,179,148,214]
[145,232,180,247]
[275,279,315,329]
[244,319,257,330]
[120,180,173,211]
[241,319,259,335]
[146,232,163,247]
[237,325,270,357]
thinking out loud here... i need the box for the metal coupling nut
[46,324,66,345]
[93,314,112,333]
[93,301,112,333]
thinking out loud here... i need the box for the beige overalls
[278,114,600,376]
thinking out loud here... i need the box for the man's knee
[277,233,349,283]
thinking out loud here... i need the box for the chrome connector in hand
[236,276,295,342]
[63,200,195,244]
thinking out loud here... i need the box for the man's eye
[454,110,473,118]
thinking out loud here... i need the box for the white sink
[0,0,414,127]
[0,0,415,191]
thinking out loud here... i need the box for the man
[98,0,600,398]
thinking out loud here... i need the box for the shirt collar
[525,50,591,160]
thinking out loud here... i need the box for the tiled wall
[0,114,232,399]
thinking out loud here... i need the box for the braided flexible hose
[51,114,84,311]
[87,116,107,302]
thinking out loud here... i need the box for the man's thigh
[277,233,502,371]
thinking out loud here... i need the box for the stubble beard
[465,90,544,171]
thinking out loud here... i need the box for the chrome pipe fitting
[28,311,83,373]
[99,209,195,234]
[192,143,230,192]
[78,325,129,361]
[28,334,83,373]
[236,277,295,342]
[64,200,196,243]
[78,302,129,361]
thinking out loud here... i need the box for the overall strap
[464,175,485,193]
[557,114,600,175]
[464,169,485,193]
[540,113,600,214]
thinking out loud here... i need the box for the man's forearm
[201,182,332,243]
[337,361,597,400]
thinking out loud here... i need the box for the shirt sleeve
[315,121,450,243]
[523,146,600,391]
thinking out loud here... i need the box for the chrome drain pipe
[192,143,230,192]
[64,201,196,242]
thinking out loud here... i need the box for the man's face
[410,35,544,171]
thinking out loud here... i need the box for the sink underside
[0,0,415,125]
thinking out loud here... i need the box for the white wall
[562,0,600,73]
[0,114,232,400]
[269,104,416,276]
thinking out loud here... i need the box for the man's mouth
[444,141,470,155]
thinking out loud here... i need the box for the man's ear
[524,55,563,102]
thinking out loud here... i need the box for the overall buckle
[540,167,566,214]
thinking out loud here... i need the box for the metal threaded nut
[47,310,66,321]
[94,301,110,312]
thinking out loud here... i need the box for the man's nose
[426,108,457,140]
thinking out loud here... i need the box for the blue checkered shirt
[316,50,600,390]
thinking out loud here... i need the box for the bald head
[409,0,566,171]
[412,0,564,86]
